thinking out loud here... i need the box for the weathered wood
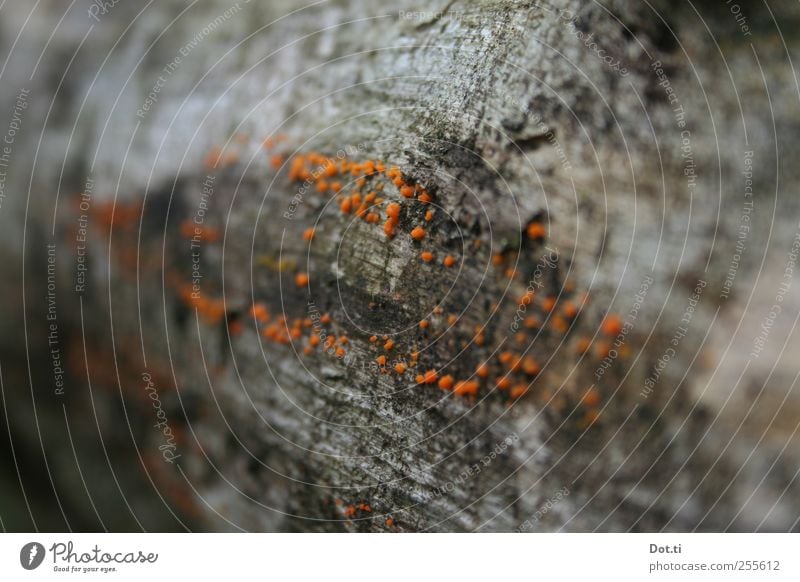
[1,0,799,532]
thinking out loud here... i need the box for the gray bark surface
[1,0,799,532]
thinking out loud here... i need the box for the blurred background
[1,0,800,532]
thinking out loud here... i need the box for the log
[0,0,798,532]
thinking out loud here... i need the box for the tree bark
[1,0,799,532]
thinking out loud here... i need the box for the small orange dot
[495,377,511,390]
[438,375,454,390]
[394,363,406,374]
[295,273,309,287]
[583,389,601,407]
[421,251,434,262]
[419,319,429,329]
[602,315,623,336]
[453,379,479,396]
[522,357,540,376]
[250,303,269,323]
[595,341,611,357]
[524,316,540,329]
[520,290,535,306]
[526,222,546,240]
[423,369,438,384]
[443,255,456,267]
[229,320,243,336]
[410,226,426,241]
[376,355,387,366]
[510,384,528,399]
[384,339,394,350]
[550,315,568,334]
[562,301,578,318]
[303,227,315,241]
[583,409,600,426]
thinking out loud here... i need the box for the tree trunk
[1,0,799,532]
